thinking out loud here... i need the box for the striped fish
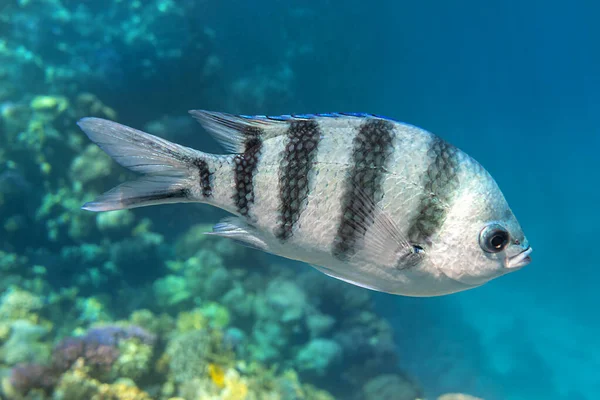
[78,111,532,297]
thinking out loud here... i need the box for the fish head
[424,158,531,291]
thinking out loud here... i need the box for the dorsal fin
[189,110,399,153]
[189,110,286,153]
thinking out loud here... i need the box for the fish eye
[479,224,510,253]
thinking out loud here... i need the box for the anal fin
[206,217,269,252]
[310,264,384,292]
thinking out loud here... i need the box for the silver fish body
[78,111,531,297]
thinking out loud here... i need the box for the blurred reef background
[0,1,598,399]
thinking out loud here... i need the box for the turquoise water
[0,1,597,399]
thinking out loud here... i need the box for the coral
[1,324,155,395]
[0,320,50,366]
[220,368,249,400]
[175,309,207,334]
[53,360,101,400]
[111,338,153,380]
[6,363,58,395]
[248,320,286,363]
[75,297,112,325]
[263,279,307,323]
[109,229,165,285]
[167,328,231,384]
[129,309,174,337]
[298,270,372,316]
[96,381,152,400]
[153,275,192,309]
[74,93,117,120]
[221,284,254,319]
[333,311,398,372]
[69,144,114,185]
[53,359,152,400]
[30,95,69,115]
[174,224,220,260]
[295,339,342,377]
[273,370,335,400]
[199,302,231,330]
[181,250,228,300]
[0,251,28,275]
[96,210,135,233]
[305,312,336,338]
[300,384,336,400]
[52,324,155,378]
[52,337,119,377]
[203,266,234,301]
[228,64,294,111]
[437,395,483,400]
[178,366,249,400]
[36,186,96,242]
[362,374,422,400]
[0,287,43,321]
[84,325,156,347]
[175,224,252,267]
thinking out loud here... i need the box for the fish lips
[505,246,533,269]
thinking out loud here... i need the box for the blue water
[1,0,598,399]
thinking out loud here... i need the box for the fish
[77,111,532,297]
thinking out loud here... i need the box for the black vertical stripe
[233,127,263,217]
[332,119,395,261]
[193,159,213,198]
[274,120,322,241]
[407,136,460,244]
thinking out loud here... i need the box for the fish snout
[505,246,532,269]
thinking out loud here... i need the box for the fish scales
[232,126,263,218]
[274,119,322,242]
[332,118,396,261]
[408,136,462,245]
[193,158,213,198]
[283,117,363,254]
[77,111,532,297]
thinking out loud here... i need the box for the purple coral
[84,324,156,346]
[52,325,154,372]
[9,363,58,395]
[8,324,155,395]
[52,337,119,373]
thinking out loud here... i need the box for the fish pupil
[479,224,510,253]
[490,231,508,249]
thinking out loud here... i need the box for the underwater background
[0,1,598,399]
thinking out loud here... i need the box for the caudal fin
[77,117,202,212]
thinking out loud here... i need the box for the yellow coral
[0,287,43,322]
[112,338,153,380]
[95,382,152,400]
[209,363,225,388]
[222,368,248,400]
[30,95,69,114]
[176,309,207,333]
[53,359,152,400]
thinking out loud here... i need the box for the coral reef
[362,374,422,400]
[437,395,484,400]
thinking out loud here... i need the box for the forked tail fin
[77,117,205,212]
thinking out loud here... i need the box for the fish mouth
[506,246,533,269]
